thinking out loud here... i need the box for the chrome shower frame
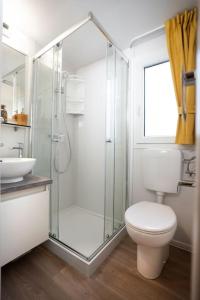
[32,12,130,273]
[33,12,128,64]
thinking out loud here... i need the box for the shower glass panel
[32,19,128,260]
[32,48,55,177]
[54,22,107,258]
[104,45,128,239]
[32,47,56,234]
[104,43,115,239]
[113,52,128,231]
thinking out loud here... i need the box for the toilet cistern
[142,149,182,202]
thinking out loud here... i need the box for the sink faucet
[12,142,24,158]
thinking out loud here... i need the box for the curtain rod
[130,25,165,48]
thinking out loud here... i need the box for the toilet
[125,149,182,279]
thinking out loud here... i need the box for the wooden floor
[1,236,191,300]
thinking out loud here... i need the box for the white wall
[74,59,106,215]
[0,126,28,157]
[58,58,107,215]
[130,32,195,250]
[55,114,76,211]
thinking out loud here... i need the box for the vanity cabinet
[0,176,51,267]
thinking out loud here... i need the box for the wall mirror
[1,43,29,126]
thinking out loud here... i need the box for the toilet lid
[125,201,177,234]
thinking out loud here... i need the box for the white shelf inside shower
[66,99,85,115]
[66,75,85,115]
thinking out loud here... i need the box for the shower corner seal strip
[43,226,127,277]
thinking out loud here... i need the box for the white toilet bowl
[125,201,177,279]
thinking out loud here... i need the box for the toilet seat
[126,223,173,235]
[125,201,177,235]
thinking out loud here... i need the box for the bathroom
[0,0,200,299]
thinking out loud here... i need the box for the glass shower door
[32,47,59,237]
[113,52,128,231]
[105,43,115,239]
[49,43,63,240]
[32,20,128,260]
[104,44,128,240]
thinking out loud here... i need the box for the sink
[0,158,36,183]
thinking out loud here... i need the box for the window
[144,61,177,138]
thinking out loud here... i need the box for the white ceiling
[61,21,107,72]
[3,0,197,51]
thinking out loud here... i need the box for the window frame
[135,60,177,144]
[132,32,178,145]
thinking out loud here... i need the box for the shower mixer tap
[55,87,64,94]
[51,134,65,143]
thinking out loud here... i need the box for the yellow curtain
[165,8,197,144]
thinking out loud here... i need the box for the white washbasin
[0,158,36,183]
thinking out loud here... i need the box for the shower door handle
[106,139,112,143]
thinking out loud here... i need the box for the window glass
[144,61,177,137]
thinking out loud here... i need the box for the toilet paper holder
[178,180,196,189]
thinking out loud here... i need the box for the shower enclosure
[32,13,128,262]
